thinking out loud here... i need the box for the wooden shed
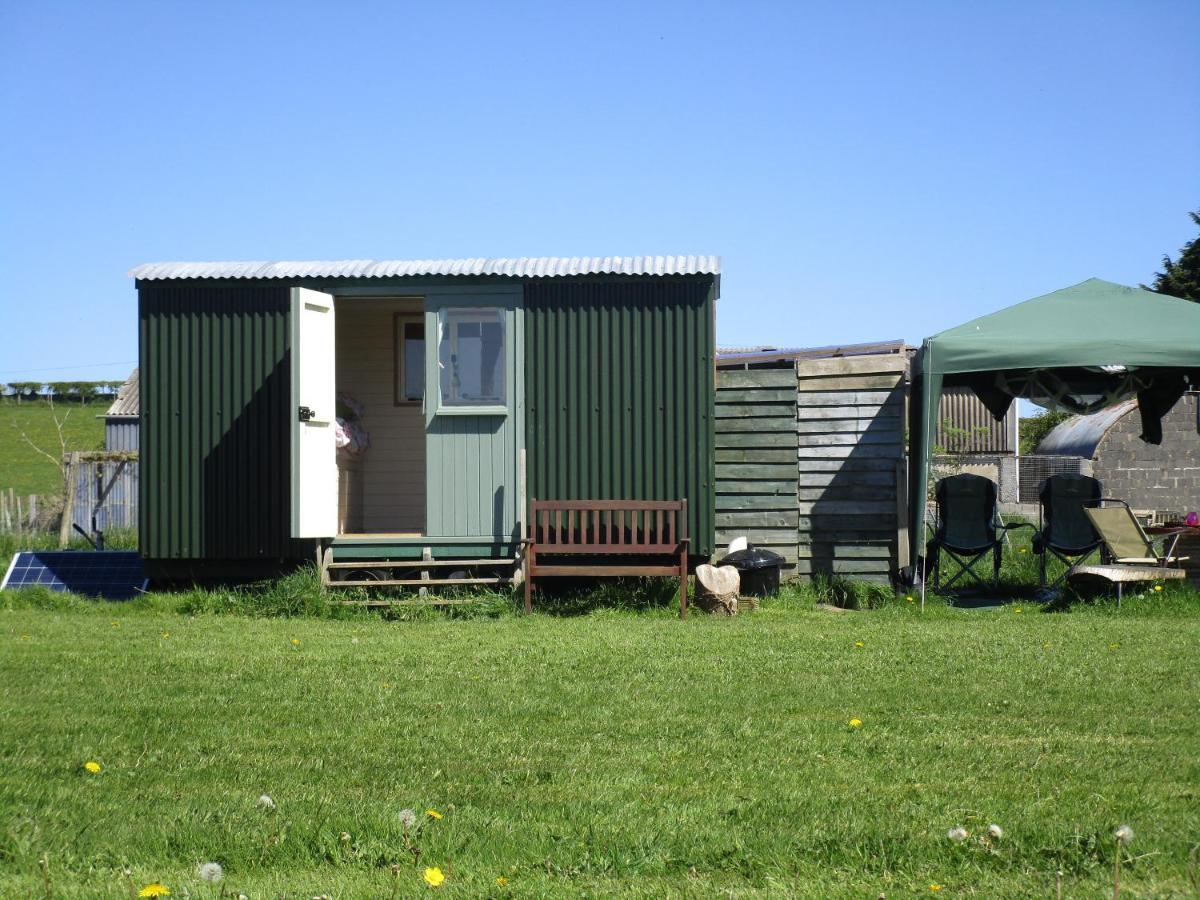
[715,341,908,582]
[130,257,719,583]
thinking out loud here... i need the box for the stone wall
[1095,393,1200,516]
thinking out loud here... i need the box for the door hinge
[298,405,315,422]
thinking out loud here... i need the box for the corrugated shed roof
[129,256,720,281]
[716,339,908,366]
[1034,399,1136,458]
[105,368,139,419]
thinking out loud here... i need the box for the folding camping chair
[1084,500,1189,567]
[925,473,1031,591]
[1031,474,1103,587]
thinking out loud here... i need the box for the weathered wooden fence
[715,355,908,583]
[795,355,906,582]
[0,489,52,533]
[715,369,801,575]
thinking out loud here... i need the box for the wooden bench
[523,499,690,617]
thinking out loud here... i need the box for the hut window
[438,308,506,407]
[394,316,424,403]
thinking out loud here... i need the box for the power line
[0,361,136,377]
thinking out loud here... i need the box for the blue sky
[1,0,1197,386]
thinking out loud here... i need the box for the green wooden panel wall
[523,277,716,556]
[138,282,302,561]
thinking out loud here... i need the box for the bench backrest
[528,499,688,552]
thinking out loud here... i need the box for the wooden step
[332,597,503,608]
[327,558,515,569]
[326,576,510,588]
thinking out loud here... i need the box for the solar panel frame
[0,551,148,600]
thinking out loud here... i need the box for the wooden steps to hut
[320,549,518,598]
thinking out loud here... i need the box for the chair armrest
[1000,522,1034,532]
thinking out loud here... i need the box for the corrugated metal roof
[105,368,139,418]
[1035,399,1136,458]
[716,339,908,366]
[129,256,720,281]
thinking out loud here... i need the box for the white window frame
[393,313,424,405]
[435,307,507,415]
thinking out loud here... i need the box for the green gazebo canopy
[909,278,1200,576]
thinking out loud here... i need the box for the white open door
[290,287,338,538]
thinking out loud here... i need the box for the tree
[1019,408,1073,455]
[1145,209,1200,301]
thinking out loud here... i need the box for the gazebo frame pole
[919,341,932,613]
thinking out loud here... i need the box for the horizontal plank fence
[714,368,800,574]
[715,353,909,583]
[795,354,906,582]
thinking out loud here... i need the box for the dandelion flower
[1154,584,1163,592]
[291,638,300,646]
[854,641,864,647]
[496,876,509,886]
[930,886,943,893]
[162,632,170,639]
[399,808,418,828]
[196,862,223,883]
[1114,824,1134,845]
[138,885,171,898]
[84,760,101,774]
[257,794,276,810]
[848,717,863,728]
[423,866,446,887]
[987,823,1003,840]
[947,826,968,843]
[1013,607,1022,614]
[426,808,443,819]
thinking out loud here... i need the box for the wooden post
[58,453,79,548]
[679,498,689,619]
[524,498,535,614]
[419,546,431,597]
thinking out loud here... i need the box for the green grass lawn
[0,401,105,496]
[1,578,1197,898]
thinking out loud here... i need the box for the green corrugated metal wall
[139,282,301,561]
[523,277,716,556]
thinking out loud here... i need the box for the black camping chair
[1031,474,1103,586]
[925,473,1031,591]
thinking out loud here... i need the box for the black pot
[716,547,785,597]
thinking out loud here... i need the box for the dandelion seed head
[1115,824,1134,845]
[339,831,351,843]
[947,826,968,843]
[399,808,417,828]
[257,794,276,810]
[987,823,1003,840]
[196,862,223,883]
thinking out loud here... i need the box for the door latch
[298,405,315,422]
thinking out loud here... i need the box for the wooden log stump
[695,563,740,615]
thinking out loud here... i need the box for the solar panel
[1,551,147,600]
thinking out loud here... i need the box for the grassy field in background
[0,401,105,495]
[1,572,1198,897]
